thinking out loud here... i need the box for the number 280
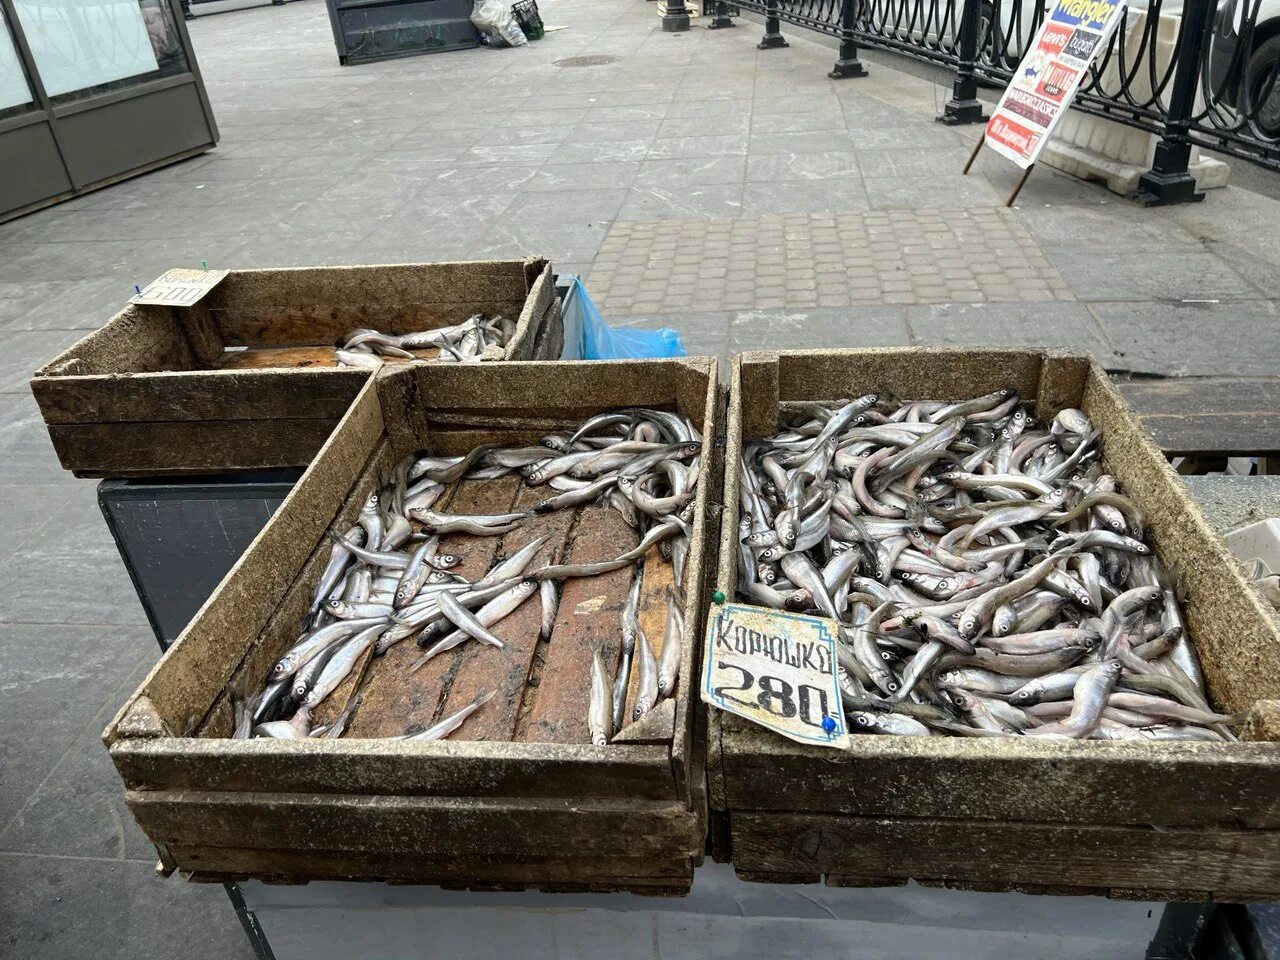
[713,662,833,729]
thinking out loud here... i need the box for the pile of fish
[235,407,700,743]
[335,314,513,367]
[736,390,1238,741]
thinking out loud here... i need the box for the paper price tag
[131,268,229,308]
[701,602,848,748]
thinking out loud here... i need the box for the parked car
[1209,0,1280,138]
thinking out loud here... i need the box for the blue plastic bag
[561,277,686,360]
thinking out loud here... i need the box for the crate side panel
[731,810,1280,900]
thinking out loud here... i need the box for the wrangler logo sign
[983,0,1126,168]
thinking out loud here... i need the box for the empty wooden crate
[31,258,561,477]
[709,348,1280,902]
[104,357,717,894]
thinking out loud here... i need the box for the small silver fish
[589,642,612,746]
[632,623,658,722]
[657,595,683,699]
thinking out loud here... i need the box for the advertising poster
[984,0,1128,168]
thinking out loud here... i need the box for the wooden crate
[709,348,1280,902]
[104,357,718,894]
[31,258,561,478]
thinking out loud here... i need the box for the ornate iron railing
[708,0,1280,196]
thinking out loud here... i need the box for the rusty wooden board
[620,545,678,731]
[435,481,575,741]
[519,506,639,745]
[343,476,521,739]
[216,345,441,370]
[167,844,695,894]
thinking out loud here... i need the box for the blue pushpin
[133,284,141,296]
[821,715,837,735]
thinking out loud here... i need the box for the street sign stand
[962,134,1035,207]
[962,0,1128,204]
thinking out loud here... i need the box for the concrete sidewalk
[1,0,1278,956]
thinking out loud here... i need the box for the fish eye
[886,681,899,692]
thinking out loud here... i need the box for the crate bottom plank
[170,844,695,893]
[620,545,677,729]
[343,477,519,739]
[436,481,576,741]
[730,810,1280,901]
[520,505,638,745]
[217,345,443,370]
[128,791,703,861]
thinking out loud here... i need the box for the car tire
[1245,33,1280,137]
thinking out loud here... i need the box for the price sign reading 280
[701,602,848,749]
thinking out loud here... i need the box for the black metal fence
[708,0,1280,200]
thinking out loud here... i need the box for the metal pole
[1005,163,1033,205]
[708,0,736,28]
[662,0,691,32]
[1135,0,1213,204]
[962,133,985,173]
[758,0,789,48]
[829,0,868,78]
[939,0,987,123]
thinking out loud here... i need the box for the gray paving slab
[619,183,747,220]
[905,301,1119,362]
[0,489,148,627]
[636,156,747,187]
[647,134,750,159]
[0,395,76,485]
[527,162,644,192]
[728,306,912,351]
[746,151,862,182]
[864,173,1004,209]
[1048,250,1262,303]
[741,179,871,214]
[1183,476,1280,536]
[0,650,152,847]
[0,330,87,394]
[1089,299,1280,376]
[0,485,78,566]
[0,856,256,960]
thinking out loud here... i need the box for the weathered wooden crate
[708,348,1280,902]
[31,258,561,478]
[104,356,718,894]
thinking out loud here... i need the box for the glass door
[0,5,36,119]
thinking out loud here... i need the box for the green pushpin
[712,589,725,604]
[200,260,208,270]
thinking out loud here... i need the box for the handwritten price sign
[701,602,848,748]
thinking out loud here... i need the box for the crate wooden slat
[1115,375,1280,459]
[31,258,561,477]
[105,357,719,893]
[710,348,1280,902]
